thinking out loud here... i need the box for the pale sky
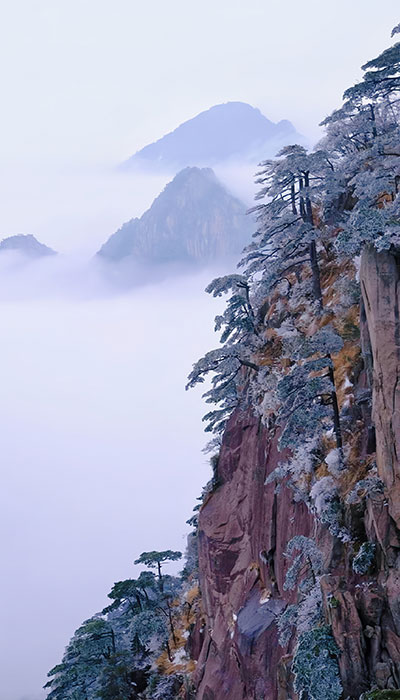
[0,0,398,166]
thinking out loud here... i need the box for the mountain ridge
[97,166,254,265]
[123,102,303,171]
[0,234,57,257]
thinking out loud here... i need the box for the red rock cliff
[191,246,400,699]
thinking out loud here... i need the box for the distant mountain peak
[0,234,57,257]
[98,166,253,265]
[123,102,303,171]
[169,165,217,182]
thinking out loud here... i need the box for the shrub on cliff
[147,673,183,699]
[352,542,376,575]
[292,625,342,700]
[278,537,325,647]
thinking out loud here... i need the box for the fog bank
[0,268,223,700]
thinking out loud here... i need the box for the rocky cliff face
[360,246,400,530]
[97,167,253,265]
[194,411,312,700]
[189,247,400,699]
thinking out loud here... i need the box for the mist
[0,162,172,255]
[0,262,228,700]
[0,158,258,260]
[0,134,261,698]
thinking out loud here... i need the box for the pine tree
[45,550,185,699]
[320,25,400,254]
[241,145,332,307]
[134,550,182,585]
[186,274,260,434]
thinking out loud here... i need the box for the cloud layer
[0,266,223,700]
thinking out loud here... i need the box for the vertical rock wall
[360,246,400,529]
[194,411,315,699]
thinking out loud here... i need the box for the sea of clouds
[0,161,253,700]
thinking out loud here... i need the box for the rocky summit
[97,166,254,265]
[123,101,301,170]
[0,234,56,257]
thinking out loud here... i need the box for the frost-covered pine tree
[186,274,261,434]
[45,551,185,699]
[134,550,182,586]
[239,145,344,454]
[241,145,334,307]
[44,618,117,700]
[107,574,158,613]
[320,24,400,254]
[276,325,344,451]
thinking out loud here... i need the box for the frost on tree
[186,274,261,434]
[240,145,341,308]
[278,536,324,649]
[44,548,187,699]
[320,31,400,254]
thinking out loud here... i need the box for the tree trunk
[328,364,343,450]
[111,628,116,654]
[291,180,298,215]
[309,239,323,308]
[167,599,178,647]
[303,172,323,308]
[157,561,164,592]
